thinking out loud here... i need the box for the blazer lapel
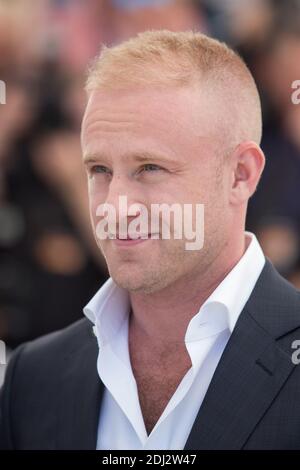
[184,259,298,450]
[184,310,294,449]
[57,322,104,449]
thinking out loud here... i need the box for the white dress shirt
[83,231,265,450]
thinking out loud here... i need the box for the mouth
[112,233,158,247]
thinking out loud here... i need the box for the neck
[129,233,248,348]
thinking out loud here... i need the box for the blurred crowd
[0,0,300,349]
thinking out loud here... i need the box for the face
[81,85,231,293]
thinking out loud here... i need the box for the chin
[111,275,151,293]
[111,272,175,294]
[108,264,141,290]
[109,266,166,294]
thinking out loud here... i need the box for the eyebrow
[82,151,177,165]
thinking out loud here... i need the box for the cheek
[88,192,104,234]
[87,179,107,218]
[87,176,101,196]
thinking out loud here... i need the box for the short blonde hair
[86,30,262,146]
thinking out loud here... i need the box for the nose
[101,174,144,232]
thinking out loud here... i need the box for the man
[1,30,300,450]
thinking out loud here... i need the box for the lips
[111,233,158,246]
[113,232,159,239]
[116,234,150,240]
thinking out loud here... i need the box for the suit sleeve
[0,344,26,450]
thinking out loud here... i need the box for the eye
[139,163,163,173]
[90,165,112,175]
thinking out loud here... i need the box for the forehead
[81,86,218,160]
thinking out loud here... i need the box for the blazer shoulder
[3,317,95,390]
[0,318,96,449]
[20,317,95,363]
[246,258,300,337]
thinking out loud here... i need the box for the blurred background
[0,0,300,361]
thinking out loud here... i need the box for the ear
[229,141,265,206]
